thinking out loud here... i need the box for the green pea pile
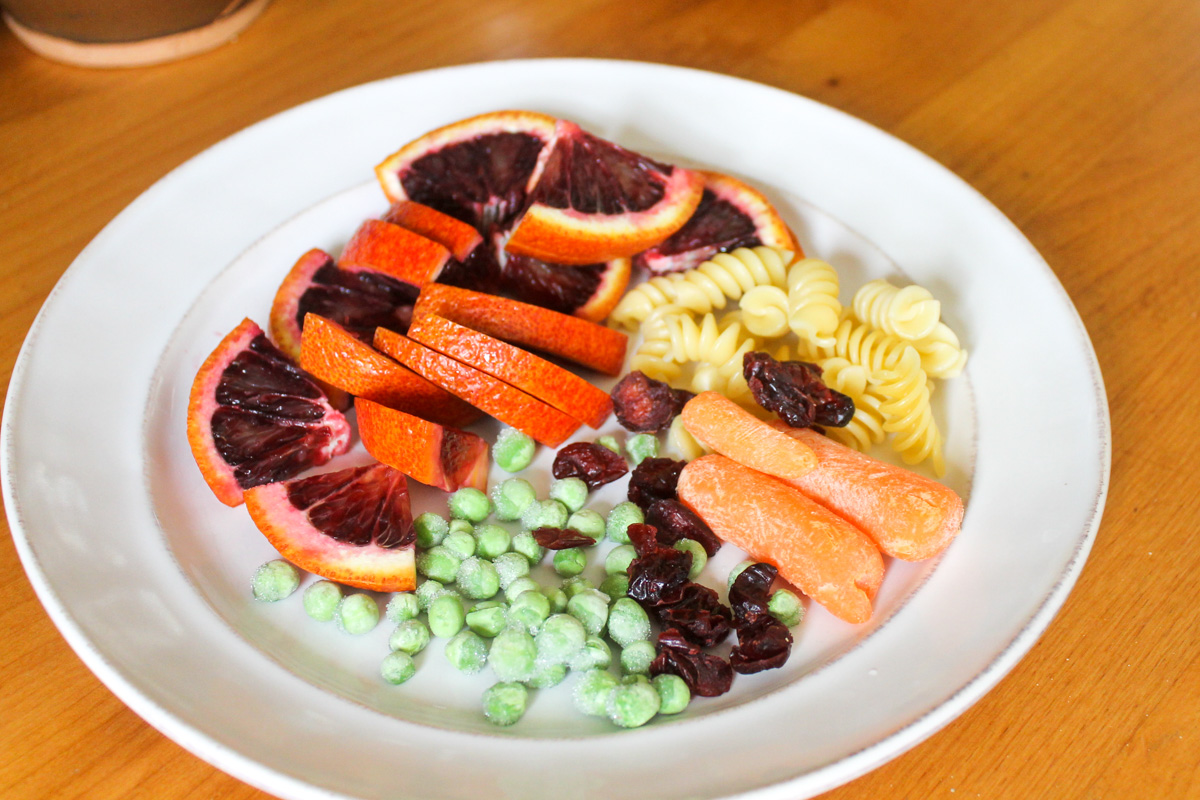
[248,426,808,730]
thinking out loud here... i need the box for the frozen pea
[620,640,657,675]
[567,588,610,636]
[549,477,589,513]
[449,487,491,522]
[674,538,707,580]
[337,593,380,635]
[474,523,511,559]
[565,509,605,544]
[607,675,661,728]
[449,519,474,536]
[414,512,449,548]
[573,669,620,717]
[466,602,508,638]
[488,628,537,682]
[416,579,446,610]
[606,501,644,544]
[653,674,690,714]
[626,432,659,465]
[389,619,431,654]
[526,661,568,689]
[493,551,531,589]
[569,635,612,671]
[482,681,528,727]
[417,545,462,583]
[599,573,629,599]
[303,580,342,621]
[427,593,465,638]
[605,544,637,576]
[728,559,755,592]
[769,589,805,627]
[607,597,651,647]
[553,547,587,578]
[492,478,537,522]
[445,630,490,674]
[252,560,300,602]
[507,589,551,634]
[547,586,569,613]
[456,557,501,600]
[504,576,542,603]
[384,592,419,623]
[443,530,477,559]
[511,531,546,564]
[494,428,536,473]
[521,498,569,531]
[380,651,416,685]
[561,575,595,598]
[596,434,621,454]
[534,613,587,665]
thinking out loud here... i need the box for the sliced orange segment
[299,313,481,428]
[383,200,483,263]
[356,398,489,493]
[373,328,582,447]
[408,313,612,429]
[338,219,451,288]
[677,454,884,624]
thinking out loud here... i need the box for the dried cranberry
[551,442,628,489]
[531,527,595,549]
[650,628,733,697]
[627,547,692,608]
[646,499,723,557]
[655,583,732,647]
[627,457,686,510]
[611,371,693,432]
[730,615,793,674]
[743,351,855,428]
[728,562,778,626]
[626,522,664,558]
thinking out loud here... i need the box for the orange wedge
[356,399,489,493]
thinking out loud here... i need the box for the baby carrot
[680,391,816,479]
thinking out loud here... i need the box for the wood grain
[2,0,1198,797]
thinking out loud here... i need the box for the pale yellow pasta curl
[875,347,946,476]
[815,357,887,452]
[797,312,915,377]
[912,321,968,379]
[785,258,842,347]
[852,279,940,341]
[608,246,793,329]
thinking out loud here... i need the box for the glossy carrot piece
[407,313,612,429]
[771,424,964,561]
[413,284,628,376]
[677,454,884,624]
[680,391,817,479]
[373,328,582,447]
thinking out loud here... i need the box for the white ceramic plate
[2,60,1109,800]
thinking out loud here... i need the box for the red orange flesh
[678,454,884,624]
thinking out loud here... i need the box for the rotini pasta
[797,312,916,377]
[852,279,940,341]
[911,321,968,379]
[667,414,710,461]
[739,285,790,338]
[785,258,842,347]
[815,357,887,452]
[608,246,793,328]
[874,347,945,476]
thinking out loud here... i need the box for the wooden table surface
[2,0,1198,797]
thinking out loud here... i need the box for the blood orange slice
[269,248,418,364]
[634,171,800,275]
[187,318,352,507]
[338,219,452,289]
[505,119,705,265]
[499,254,630,323]
[382,200,501,292]
[356,399,489,493]
[244,463,416,592]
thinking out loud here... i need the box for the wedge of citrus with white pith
[634,171,800,275]
[187,318,352,507]
[244,463,416,592]
[505,119,705,264]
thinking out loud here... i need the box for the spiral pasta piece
[629,309,684,382]
[739,285,790,338]
[852,279,940,341]
[608,246,793,328]
[874,347,945,476]
[797,312,915,377]
[815,357,887,452]
[785,258,842,347]
[911,321,968,379]
[667,414,710,461]
[655,311,753,366]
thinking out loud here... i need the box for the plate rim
[1,57,1111,800]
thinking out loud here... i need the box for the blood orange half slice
[244,463,416,592]
[269,248,418,364]
[356,399,489,493]
[634,171,800,275]
[187,318,352,507]
[505,119,705,265]
[500,254,630,323]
